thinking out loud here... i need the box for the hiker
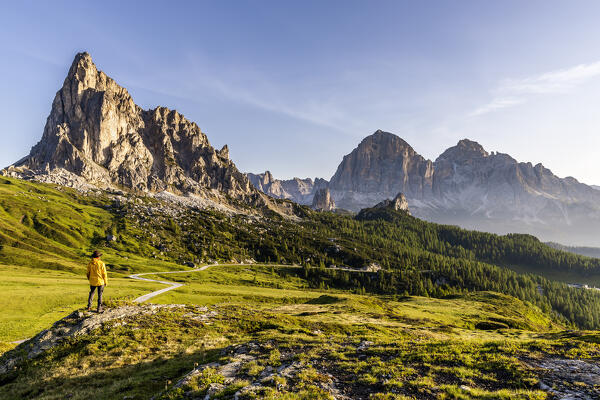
[87,250,107,312]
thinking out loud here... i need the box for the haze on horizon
[1,1,599,185]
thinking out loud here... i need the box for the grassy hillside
[1,176,600,398]
[0,265,166,344]
[2,264,599,400]
[0,177,191,347]
[2,175,600,332]
[114,194,600,329]
[152,264,557,332]
[0,177,175,273]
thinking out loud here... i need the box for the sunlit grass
[0,265,165,343]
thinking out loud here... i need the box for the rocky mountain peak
[261,171,275,185]
[67,52,97,84]
[362,130,415,154]
[4,52,256,201]
[329,130,433,203]
[436,139,489,163]
[218,145,229,160]
[391,192,410,212]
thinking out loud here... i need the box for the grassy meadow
[2,263,599,399]
[0,265,167,345]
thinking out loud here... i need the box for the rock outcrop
[3,52,255,200]
[312,188,336,211]
[1,304,207,375]
[373,193,410,214]
[247,171,288,199]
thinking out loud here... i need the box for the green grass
[0,175,598,329]
[0,265,166,344]
[0,177,110,270]
[1,263,599,399]
[0,177,191,273]
[149,265,558,333]
[0,292,593,399]
[0,176,200,345]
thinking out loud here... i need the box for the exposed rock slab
[526,357,600,399]
[0,304,198,375]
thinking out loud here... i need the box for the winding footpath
[129,263,372,303]
[129,263,219,303]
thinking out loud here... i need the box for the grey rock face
[312,188,336,211]
[247,171,328,204]
[5,52,255,199]
[429,139,600,225]
[247,171,286,198]
[373,193,410,214]
[326,130,600,246]
[329,130,433,210]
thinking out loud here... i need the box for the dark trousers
[87,285,105,309]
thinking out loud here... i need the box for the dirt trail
[129,263,218,303]
[129,263,318,303]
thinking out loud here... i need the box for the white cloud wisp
[471,60,600,116]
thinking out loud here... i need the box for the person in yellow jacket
[87,250,107,312]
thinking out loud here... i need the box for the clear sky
[1,1,600,184]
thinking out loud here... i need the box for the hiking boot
[97,307,104,313]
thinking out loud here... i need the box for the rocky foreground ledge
[0,304,214,376]
[2,303,600,399]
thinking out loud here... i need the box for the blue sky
[1,1,600,184]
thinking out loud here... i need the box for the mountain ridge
[2,52,599,245]
[2,52,261,205]
[253,130,600,245]
[246,171,328,204]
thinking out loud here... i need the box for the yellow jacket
[87,258,108,286]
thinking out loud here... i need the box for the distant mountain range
[249,130,600,246]
[4,52,599,246]
[545,242,600,259]
[247,171,327,205]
